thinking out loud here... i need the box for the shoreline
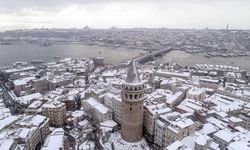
[2,42,250,58]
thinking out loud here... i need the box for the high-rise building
[121,59,145,142]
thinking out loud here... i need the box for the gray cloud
[0,0,240,9]
[0,0,248,12]
[0,0,250,30]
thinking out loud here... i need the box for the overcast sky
[0,0,250,31]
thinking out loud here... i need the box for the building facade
[42,100,66,127]
[154,112,195,148]
[82,97,112,123]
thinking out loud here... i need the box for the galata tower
[121,59,145,142]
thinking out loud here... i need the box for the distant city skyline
[1,0,250,31]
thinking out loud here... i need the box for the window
[130,107,132,111]
[134,94,138,99]
[129,94,133,99]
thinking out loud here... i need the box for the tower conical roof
[125,59,141,84]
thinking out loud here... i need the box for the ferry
[204,54,211,58]
[31,60,45,65]
[39,39,53,46]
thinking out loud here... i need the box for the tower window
[134,94,138,99]
[129,94,133,99]
[130,107,132,111]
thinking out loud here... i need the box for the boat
[204,54,211,58]
[39,39,53,46]
[114,44,121,48]
[31,60,45,64]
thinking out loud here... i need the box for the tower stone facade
[121,59,145,142]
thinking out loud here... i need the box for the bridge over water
[99,48,173,73]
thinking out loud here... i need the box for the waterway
[155,50,250,71]
[0,43,143,66]
[1,44,250,71]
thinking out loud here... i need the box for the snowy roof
[0,139,14,150]
[156,69,190,78]
[78,120,89,127]
[18,128,31,139]
[187,87,205,95]
[79,141,95,150]
[207,117,227,129]
[125,59,141,84]
[27,100,43,109]
[177,99,203,113]
[229,116,243,123]
[100,120,117,128]
[85,97,110,114]
[180,133,199,149]
[71,110,85,118]
[166,141,192,150]
[200,78,219,83]
[213,130,234,143]
[18,93,43,105]
[4,66,36,73]
[0,116,19,132]
[228,141,250,150]
[165,91,183,104]
[159,112,194,133]
[199,123,218,135]
[209,142,219,150]
[145,103,171,115]
[42,128,64,150]
[205,93,244,113]
[195,134,210,146]
[18,115,48,127]
[42,100,65,109]
[104,132,150,150]
[13,76,36,86]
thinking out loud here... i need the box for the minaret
[121,59,145,142]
